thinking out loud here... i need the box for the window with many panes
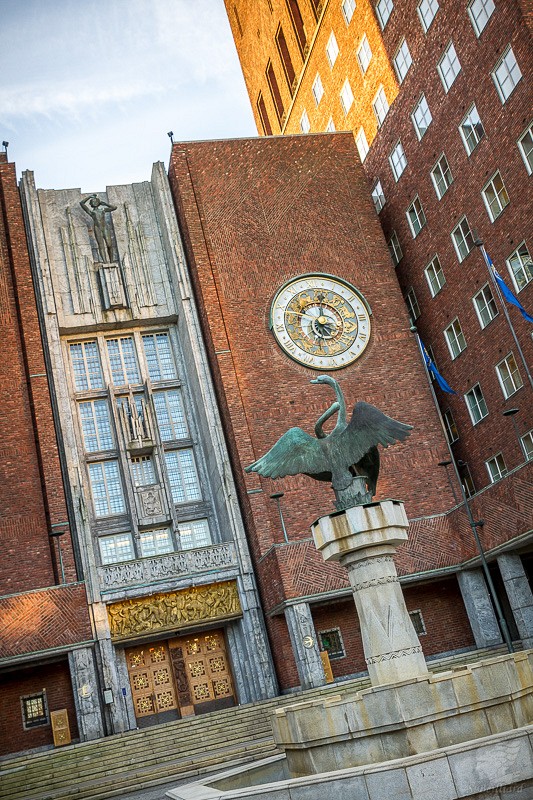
[355,128,369,162]
[482,171,509,221]
[153,389,188,441]
[88,460,125,516]
[459,105,485,155]
[371,180,385,213]
[373,86,389,126]
[318,628,346,658]
[390,141,407,180]
[522,431,533,461]
[406,197,426,237]
[507,242,532,292]
[142,333,176,381]
[107,336,140,386]
[492,46,522,102]
[342,0,356,24]
[165,449,201,503]
[70,341,104,391]
[131,455,156,487]
[326,31,339,67]
[312,73,324,105]
[451,217,474,262]
[468,0,495,35]
[376,0,393,28]
[518,123,533,174]
[412,95,432,140]
[99,532,134,564]
[394,39,412,83]
[79,399,113,452]
[473,285,498,328]
[340,79,354,114]
[443,408,459,443]
[21,692,48,729]
[465,384,488,424]
[405,287,421,322]
[444,318,466,359]
[486,453,507,483]
[438,42,461,92]
[300,109,311,133]
[179,518,211,550]
[425,256,445,297]
[139,529,173,557]
[387,231,403,265]
[431,154,453,199]
[496,353,523,398]
[357,35,372,74]
[417,0,439,31]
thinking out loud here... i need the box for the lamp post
[438,459,459,504]
[270,492,289,543]
[502,407,526,462]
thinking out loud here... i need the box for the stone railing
[98,542,237,592]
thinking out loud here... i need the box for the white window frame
[88,460,126,517]
[165,448,202,504]
[106,335,141,386]
[431,154,453,199]
[444,318,467,359]
[326,31,339,67]
[412,94,432,140]
[342,0,356,25]
[417,0,439,31]
[405,287,421,322]
[357,34,372,75]
[425,255,445,297]
[389,140,407,181]
[79,399,114,452]
[482,171,510,221]
[518,122,533,175]
[521,430,533,461]
[373,86,389,127]
[492,46,522,103]
[496,352,523,398]
[99,532,135,564]
[142,332,177,382]
[70,340,104,392]
[388,231,403,265]
[179,518,212,550]
[139,528,174,557]
[437,42,461,93]
[451,216,474,262]
[507,242,533,293]
[153,388,189,441]
[465,384,488,425]
[486,453,507,483]
[473,284,498,329]
[371,180,385,213]
[468,0,495,36]
[394,39,412,83]
[312,73,324,105]
[406,196,427,238]
[459,104,485,155]
[376,0,393,29]
[300,109,311,133]
[355,127,369,162]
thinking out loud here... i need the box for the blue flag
[484,251,533,324]
[421,341,457,394]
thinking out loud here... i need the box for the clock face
[270,274,372,370]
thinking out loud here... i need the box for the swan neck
[332,381,347,429]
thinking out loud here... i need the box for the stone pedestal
[312,499,427,686]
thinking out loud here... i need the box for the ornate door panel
[169,629,235,714]
[126,643,179,722]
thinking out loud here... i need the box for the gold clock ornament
[270,274,372,370]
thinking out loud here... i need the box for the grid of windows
[486,453,507,483]
[518,123,533,174]
[371,180,385,213]
[357,35,372,74]
[438,42,461,92]
[465,384,488,424]
[107,336,140,386]
[507,243,532,292]
[355,128,369,162]
[131,455,156,486]
[318,628,346,659]
[99,532,134,564]
[387,231,403,265]
[405,288,421,322]
[153,389,188,440]
[412,95,432,140]
[376,0,393,28]
[492,46,522,102]
[139,529,173,557]
[88,460,125,516]
[312,73,324,105]
[425,256,445,297]
[165,449,201,503]
[451,217,474,262]
[468,0,495,35]
[522,431,533,461]
[300,109,311,133]
[179,519,211,549]
[444,318,466,359]
[390,141,407,181]
[79,399,113,452]
[482,172,510,221]
[407,197,426,237]
[394,39,412,83]
[473,285,498,328]
[340,79,354,114]
[431,154,453,199]
[21,693,48,728]
[496,353,523,398]
[417,0,439,31]
[142,333,176,381]
[326,31,339,67]
[459,105,485,155]
[342,0,356,24]
[443,408,459,444]
[373,86,389,126]
[70,341,104,391]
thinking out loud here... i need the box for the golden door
[170,630,235,711]
[126,642,179,720]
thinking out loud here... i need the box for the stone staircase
[0,645,510,800]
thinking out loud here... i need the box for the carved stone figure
[245,375,412,510]
[80,194,117,262]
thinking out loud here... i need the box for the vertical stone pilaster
[68,647,105,741]
[284,602,326,690]
[457,568,503,648]
[497,553,533,648]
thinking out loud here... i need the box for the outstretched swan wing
[245,427,329,480]
[340,401,412,465]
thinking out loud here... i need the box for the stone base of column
[312,499,427,686]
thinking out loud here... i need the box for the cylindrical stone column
[312,499,427,686]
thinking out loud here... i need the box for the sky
[0,0,257,192]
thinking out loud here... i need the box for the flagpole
[474,238,533,390]
[411,325,514,653]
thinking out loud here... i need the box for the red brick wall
[0,659,79,755]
